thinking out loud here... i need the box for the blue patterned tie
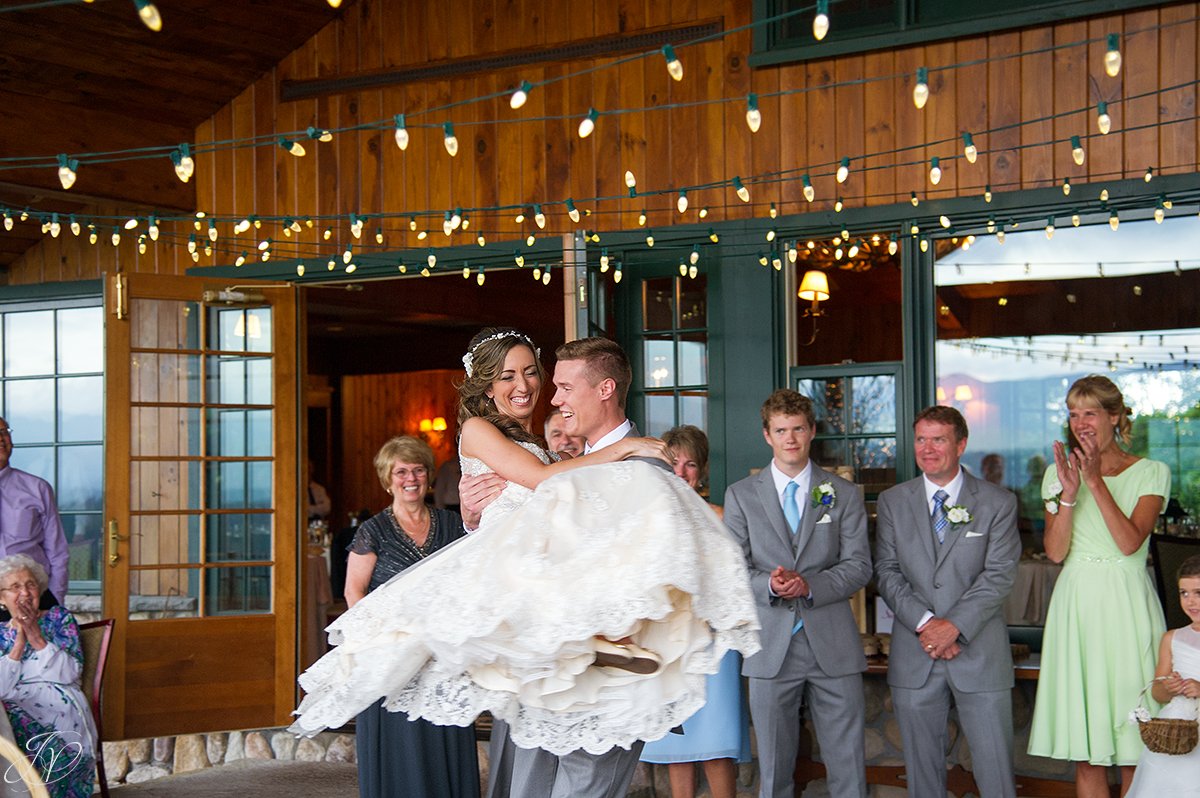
[932,489,949,544]
[783,482,801,534]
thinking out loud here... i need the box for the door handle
[108,519,130,566]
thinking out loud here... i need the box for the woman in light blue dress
[641,426,751,798]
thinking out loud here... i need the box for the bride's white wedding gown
[291,443,761,755]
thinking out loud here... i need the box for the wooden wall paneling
[196,113,219,222]
[496,68,524,232]
[593,60,623,228]
[1020,28,1055,189]
[868,50,897,205]
[1087,16,1123,181]
[834,55,865,212]
[1159,5,1196,175]
[1052,22,1088,196]
[697,34,729,217]
[987,32,1022,192]
[521,68,548,212]
[954,38,988,199]
[543,64,572,209]
[231,89,257,234]
[751,48,782,217]
[313,25,342,227]
[336,13,362,216]
[358,0,385,219]
[253,74,279,238]
[1123,10,1161,180]
[666,0,698,219]
[721,14,751,224]
[565,70,595,223]
[893,46,926,207]
[448,9,478,214]
[619,56,649,230]
[804,58,836,214]
[926,42,958,200]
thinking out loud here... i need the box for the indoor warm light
[954,385,974,402]
[798,270,830,303]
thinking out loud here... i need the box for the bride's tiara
[462,332,540,378]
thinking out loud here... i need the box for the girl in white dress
[1126,553,1200,796]
[292,328,760,756]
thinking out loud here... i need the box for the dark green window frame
[751,0,1165,67]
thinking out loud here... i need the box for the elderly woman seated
[0,554,97,797]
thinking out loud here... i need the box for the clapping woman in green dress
[1028,375,1171,797]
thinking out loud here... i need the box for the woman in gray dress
[345,435,478,798]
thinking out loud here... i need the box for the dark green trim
[0,279,102,304]
[751,0,1167,68]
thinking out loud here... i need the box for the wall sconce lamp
[954,385,973,402]
[419,417,448,433]
[798,269,830,346]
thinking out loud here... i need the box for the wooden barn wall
[5,2,1199,285]
[339,369,461,518]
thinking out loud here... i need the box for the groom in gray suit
[497,335,668,798]
[874,405,1020,798]
[725,389,871,798]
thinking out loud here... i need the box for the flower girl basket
[1131,679,1199,755]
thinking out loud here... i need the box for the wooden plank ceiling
[0,0,345,271]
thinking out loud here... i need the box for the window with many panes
[630,275,709,437]
[0,300,104,594]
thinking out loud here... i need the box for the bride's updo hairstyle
[458,327,546,445]
[1065,374,1133,450]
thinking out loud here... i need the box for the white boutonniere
[811,480,836,511]
[945,505,972,525]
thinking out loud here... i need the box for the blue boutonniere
[811,480,836,510]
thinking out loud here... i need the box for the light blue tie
[782,481,804,634]
[932,489,949,544]
[783,481,801,534]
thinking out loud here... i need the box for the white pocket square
[816,515,832,525]
[964,530,985,538]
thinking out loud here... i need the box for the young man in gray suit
[724,389,871,798]
[874,405,1021,798]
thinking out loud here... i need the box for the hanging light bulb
[443,122,459,157]
[733,177,750,202]
[350,215,364,238]
[477,233,486,246]
[188,234,198,254]
[534,204,546,229]
[996,229,1006,244]
[745,93,761,133]
[679,258,688,277]
[88,226,97,244]
[939,215,951,228]
[203,243,212,257]
[787,241,798,262]
[477,265,487,286]
[813,0,830,40]
[443,212,454,236]
[1104,33,1121,77]
[961,132,977,164]
[769,202,778,219]
[986,217,996,233]
[698,207,708,218]
[56,154,78,190]
[676,190,689,214]
[393,114,410,151]
[170,143,195,183]
[1155,200,1165,224]
[542,266,552,286]
[688,264,698,279]
[307,126,333,143]
[279,137,306,157]
[566,198,581,223]
[462,265,471,279]
[235,252,247,267]
[1100,188,1109,201]
[1063,178,1071,196]
[910,191,919,207]
[836,157,850,183]
[514,250,525,267]
[802,174,815,203]
[526,233,536,246]
[984,185,993,203]
[1071,211,1081,227]
[1109,209,1120,230]
[613,264,623,283]
[123,217,139,231]
[578,107,598,138]
[772,254,783,271]
[708,228,719,243]
[69,216,80,236]
[1144,166,1154,183]
[531,265,542,282]
[624,170,636,189]
[928,156,942,185]
[662,44,683,81]
[1070,135,1085,166]
[913,67,930,109]
[427,249,437,268]
[887,239,898,255]
[110,227,121,246]
[758,252,769,266]
[645,230,655,247]
[1045,217,1055,240]
[638,209,647,226]
[48,214,61,238]
[919,238,929,252]
[375,227,385,244]
[599,249,610,272]
[834,197,844,213]
[766,228,776,242]
[297,263,306,277]
[510,80,533,110]
[133,0,162,32]
[1097,101,1111,135]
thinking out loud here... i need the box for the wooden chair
[0,733,50,798]
[78,619,114,798]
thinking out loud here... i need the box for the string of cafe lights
[0,0,163,30]
[943,332,1200,373]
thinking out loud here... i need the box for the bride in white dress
[1127,555,1200,797]
[291,328,760,755]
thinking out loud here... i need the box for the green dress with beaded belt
[1028,458,1171,766]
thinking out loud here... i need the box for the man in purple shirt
[0,418,70,602]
